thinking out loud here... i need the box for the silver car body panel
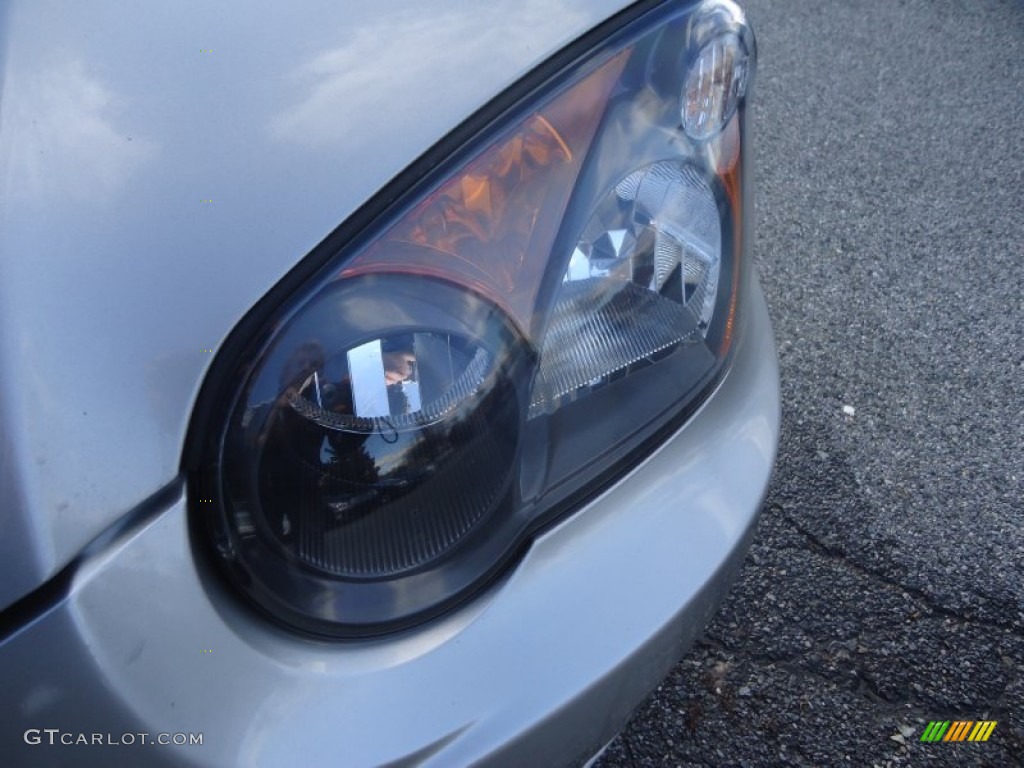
[2,271,778,767]
[0,0,637,611]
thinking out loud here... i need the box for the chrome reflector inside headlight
[531,161,721,417]
[188,0,756,636]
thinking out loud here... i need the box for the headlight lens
[533,160,722,417]
[682,32,750,140]
[190,0,755,636]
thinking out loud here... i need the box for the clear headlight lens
[682,32,750,140]
[532,161,722,417]
[189,0,756,636]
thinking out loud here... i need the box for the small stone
[739,686,752,697]
[898,724,915,738]
[890,733,905,745]
[842,404,856,416]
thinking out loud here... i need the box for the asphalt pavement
[597,0,1024,765]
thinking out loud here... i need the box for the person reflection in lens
[381,336,416,414]
[382,339,416,385]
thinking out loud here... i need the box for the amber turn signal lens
[342,52,629,332]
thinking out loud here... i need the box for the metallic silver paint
[0,0,638,611]
[0,271,778,767]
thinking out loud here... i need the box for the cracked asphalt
[597,0,1024,766]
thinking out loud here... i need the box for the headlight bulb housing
[187,0,756,637]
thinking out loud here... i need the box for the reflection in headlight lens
[254,324,518,579]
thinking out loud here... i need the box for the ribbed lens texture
[530,161,720,416]
[529,280,699,416]
[277,404,511,576]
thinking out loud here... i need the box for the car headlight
[187,0,755,636]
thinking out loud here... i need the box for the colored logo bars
[920,721,997,743]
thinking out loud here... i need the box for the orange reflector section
[342,51,630,333]
[716,117,743,356]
